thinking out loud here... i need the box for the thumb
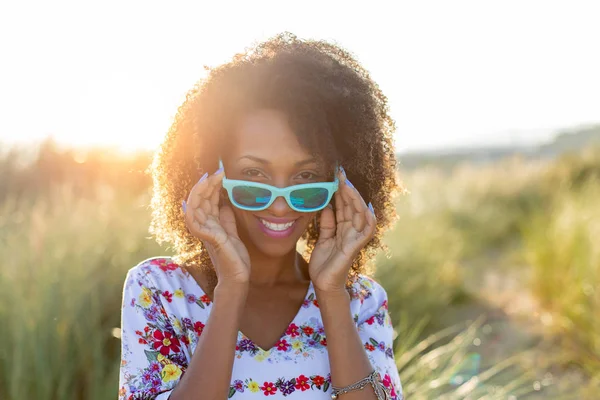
[219,204,241,239]
[317,205,336,241]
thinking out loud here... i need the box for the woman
[118,33,403,400]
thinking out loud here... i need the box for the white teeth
[260,219,294,231]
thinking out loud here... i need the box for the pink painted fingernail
[368,202,375,215]
[182,200,187,213]
[345,178,354,189]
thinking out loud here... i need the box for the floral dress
[118,257,403,400]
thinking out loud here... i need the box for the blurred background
[1,0,599,399]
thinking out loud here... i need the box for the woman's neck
[247,249,309,286]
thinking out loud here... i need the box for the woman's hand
[308,167,377,293]
[183,168,251,285]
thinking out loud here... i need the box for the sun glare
[72,76,174,152]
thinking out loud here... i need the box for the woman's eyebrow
[237,155,318,167]
[237,155,269,164]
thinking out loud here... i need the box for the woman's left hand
[308,167,377,293]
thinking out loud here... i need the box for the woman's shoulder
[349,274,388,303]
[124,256,195,293]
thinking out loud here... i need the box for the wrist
[314,287,350,306]
[214,281,248,303]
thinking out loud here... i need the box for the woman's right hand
[183,168,251,285]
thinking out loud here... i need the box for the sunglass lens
[232,186,272,209]
[290,188,329,210]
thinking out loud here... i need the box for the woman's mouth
[257,217,297,238]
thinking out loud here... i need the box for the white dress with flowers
[118,257,403,400]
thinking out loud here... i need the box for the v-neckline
[184,268,314,354]
[237,280,314,353]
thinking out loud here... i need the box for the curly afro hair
[149,32,400,287]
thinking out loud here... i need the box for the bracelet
[331,370,391,400]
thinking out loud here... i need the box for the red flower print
[276,339,289,351]
[312,299,319,308]
[144,326,150,333]
[181,335,189,345]
[302,326,314,336]
[152,259,179,272]
[261,382,277,396]
[365,343,376,351]
[295,374,310,391]
[152,330,181,356]
[382,300,388,309]
[312,375,325,388]
[286,323,300,337]
[162,291,173,303]
[365,316,375,325]
[320,338,327,346]
[135,330,143,336]
[199,294,212,305]
[383,374,396,397]
[138,338,147,344]
[194,321,205,336]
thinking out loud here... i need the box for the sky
[0,0,599,153]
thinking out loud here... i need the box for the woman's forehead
[228,109,319,164]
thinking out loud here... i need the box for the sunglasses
[220,159,339,212]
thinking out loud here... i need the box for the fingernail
[339,165,347,177]
[214,167,224,175]
[368,202,375,215]
[197,172,208,184]
[182,200,187,213]
[345,178,354,188]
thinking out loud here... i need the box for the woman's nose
[268,195,293,215]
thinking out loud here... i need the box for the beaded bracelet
[330,370,391,400]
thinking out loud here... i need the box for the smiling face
[222,108,332,259]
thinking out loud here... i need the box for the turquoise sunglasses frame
[219,159,339,212]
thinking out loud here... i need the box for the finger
[185,206,207,238]
[334,191,346,223]
[188,208,223,244]
[209,171,224,215]
[339,177,358,225]
[187,168,223,209]
[341,175,368,214]
[345,184,370,232]
[317,205,336,241]
[364,202,377,237]
[219,204,240,240]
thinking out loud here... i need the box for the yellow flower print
[248,380,260,393]
[173,318,182,331]
[157,354,166,363]
[138,287,153,308]
[254,349,271,362]
[161,364,182,382]
[174,289,184,298]
[292,340,303,351]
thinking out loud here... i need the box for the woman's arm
[318,281,403,400]
[168,282,248,400]
[317,288,380,400]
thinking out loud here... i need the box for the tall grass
[0,185,164,399]
[522,180,600,381]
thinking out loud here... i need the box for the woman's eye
[242,169,265,178]
[297,172,318,180]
